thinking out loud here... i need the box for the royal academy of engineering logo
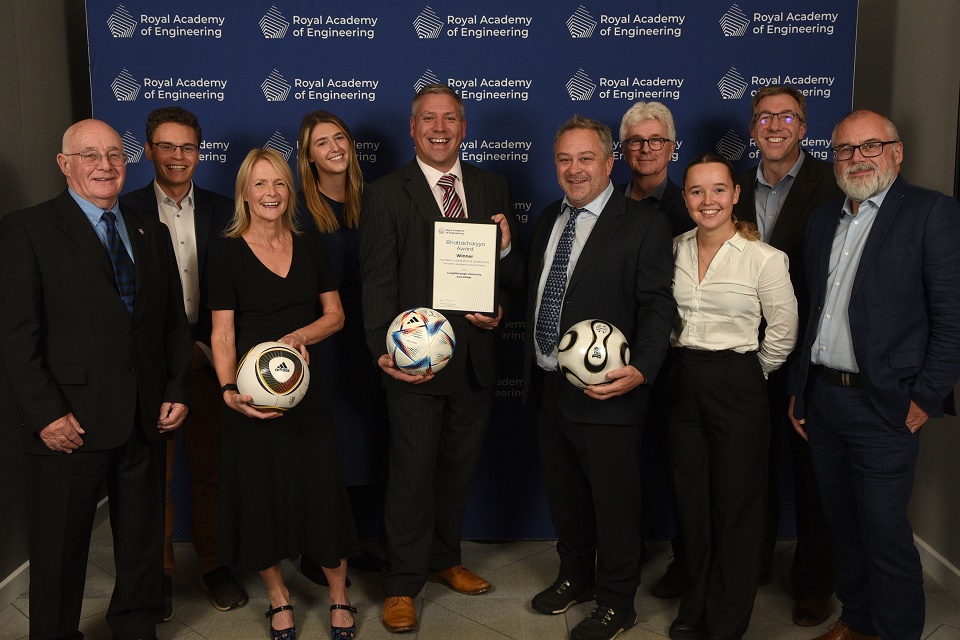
[415,69,442,93]
[107,4,138,37]
[567,5,597,38]
[717,67,748,99]
[260,5,290,38]
[264,132,294,161]
[111,69,141,101]
[716,130,746,161]
[566,69,596,101]
[261,69,291,101]
[414,5,444,38]
[720,4,750,36]
[120,132,143,163]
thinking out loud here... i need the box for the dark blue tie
[535,205,584,355]
[101,210,136,315]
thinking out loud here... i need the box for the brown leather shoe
[382,596,416,633]
[793,593,831,626]
[811,620,880,640]
[427,565,491,595]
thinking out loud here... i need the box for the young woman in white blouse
[667,153,798,640]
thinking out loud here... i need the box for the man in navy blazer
[788,110,960,640]
[525,116,674,640]
[120,106,244,619]
[0,119,194,640]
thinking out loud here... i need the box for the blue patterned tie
[535,206,584,354]
[101,210,136,315]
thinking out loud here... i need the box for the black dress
[208,233,360,571]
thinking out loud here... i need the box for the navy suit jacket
[787,175,960,425]
[618,177,695,238]
[121,181,234,343]
[523,188,675,425]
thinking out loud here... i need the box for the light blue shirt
[68,188,135,262]
[754,150,805,243]
[535,181,615,371]
[811,182,894,371]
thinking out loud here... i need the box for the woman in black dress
[209,148,360,640]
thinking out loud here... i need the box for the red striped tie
[438,173,465,218]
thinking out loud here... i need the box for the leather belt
[814,365,863,387]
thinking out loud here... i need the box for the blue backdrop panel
[88,0,857,539]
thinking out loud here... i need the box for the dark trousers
[381,367,493,597]
[537,371,643,613]
[670,349,769,640]
[28,421,164,640]
[805,372,923,640]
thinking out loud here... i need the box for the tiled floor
[4,521,960,640]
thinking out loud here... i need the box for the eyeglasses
[623,137,672,151]
[832,140,899,161]
[150,141,199,155]
[63,151,129,166]
[752,111,802,126]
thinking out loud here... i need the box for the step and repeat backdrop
[88,1,858,538]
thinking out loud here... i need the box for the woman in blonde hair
[210,148,360,640]
[667,153,798,640]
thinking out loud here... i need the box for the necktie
[437,173,465,218]
[101,210,136,315]
[535,206,584,355]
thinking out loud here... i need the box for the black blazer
[359,160,523,395]
[523,188,675,425]
[121,181,234,343]
[788,176,960,426]
[618,176,695,238]
[0,190,194,455]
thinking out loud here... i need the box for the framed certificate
[431,218,500,315]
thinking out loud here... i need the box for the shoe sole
[382,621,416,633]
[426,575,490,595]
[532,588,597,615]
[793,613,831,627]
[571,611,637,640]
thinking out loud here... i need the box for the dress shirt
[154,181,200,324]
[69,188,134,262]
[623,175,668,208]
[754,150,805,242]
[672,228,798,376]
[535,181,615,371]
[811,182,893,372]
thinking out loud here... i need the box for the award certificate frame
[431,218,500,315]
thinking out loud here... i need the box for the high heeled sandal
[265,604,296,640]
[330,603,358,640]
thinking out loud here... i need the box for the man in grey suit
[359,84,522,633]
[732,85,839,627]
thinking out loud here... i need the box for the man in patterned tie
[0,119,193,640]
[524,116,675,640]
[359,84,524,634]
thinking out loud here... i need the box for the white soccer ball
[557,319,631,389]
[236,341,310,411]
[386,307,456,375]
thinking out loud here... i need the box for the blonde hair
[296,111,363,233]
[224,148,299,238]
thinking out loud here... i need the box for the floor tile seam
[424,597,526,639]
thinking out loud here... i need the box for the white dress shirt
[671,228,798,376]
[417,157,469,217]
[154,180,200,324]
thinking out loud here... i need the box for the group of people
[1,81,958,640]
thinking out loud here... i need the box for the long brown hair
[296,111,363,233]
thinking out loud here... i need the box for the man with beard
[787,109,960,640]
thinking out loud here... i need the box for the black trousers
[381,367,493,597]
[28,419,164,640]
[670,349,769,640]
[537,371,643,613]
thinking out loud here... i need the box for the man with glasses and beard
[787,110,960,640]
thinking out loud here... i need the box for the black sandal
[265,604,296,640]
[330,603,358,640]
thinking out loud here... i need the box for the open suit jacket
[0,190,194,455]
[619,176,695,238]
[360,159,524,394]
[121,181,234,343]
[523,188,675,424]
[787,175,960,425]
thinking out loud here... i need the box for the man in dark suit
[788,110,960,640]
[618,101,695,601]
[0,119,194,640]
[733,85,839,626]
[525,116,674,640]
[121,106,245,620]
[359,84,522,633]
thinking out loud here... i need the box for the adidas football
[557,319,631,389]
[236,341,310,410]
[386,308,456,375]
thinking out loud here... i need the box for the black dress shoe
[571,605,637,640]
[531,578,596,614]
[299,555,351,588]
[793,593,831,626]
[669,618,704,640]
[202,567,248,611]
